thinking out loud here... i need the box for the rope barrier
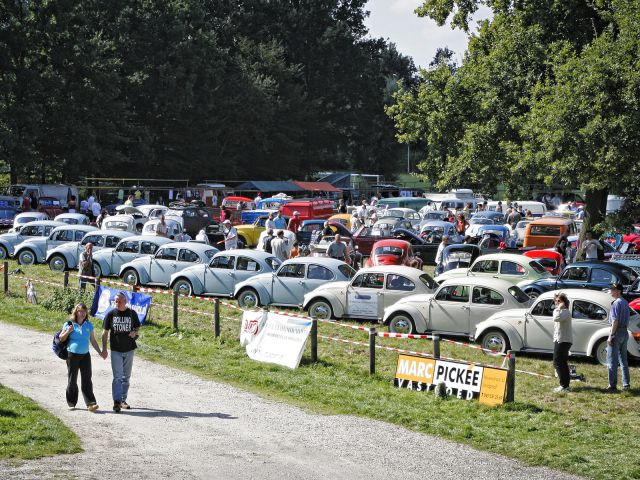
[440,337,508,357]
[377,332,432,340]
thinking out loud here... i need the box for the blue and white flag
[91,286,152,324]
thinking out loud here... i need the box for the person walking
[263,228,275,254]
[79,243,95,290]
[222,219,237,250]
[434,235,449,276]
[287,211,301,233]
[271,230,288,261]
[91,199,101,223]
[605,283,631,392]
[552,292,572,393]
[582,230,603,260]
[156,214,169,237]
[326,234,348,262]
[273,211,287,230]
[101,292,141,412]
[59,303,105,412]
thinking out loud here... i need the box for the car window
[307,264,335,281]
[117,240,139,253]
[44,226,55,236]
[561,267,589,281]
[374,245,404,257]
[509,286,530,304]
[82,234,104,247]
[266,257,281,270]
[20,226,37,236]
[204,249,217,259]
[278,263,305,278]
[500,261,526,276]
[236,256,261,272]
[590,268,616,284]
[435,285,469,302]
[471,260,499,274]
[178,249,200,263]
[472,287,504,305]
[419,274,435,289]
[185,210,196,217]
[572,300,607,321]
[356,272,385,288]
[156,247,178,261]
[386,274,416,292]
[52,230,74,242]
[531,299,554,316]
[74,230,85,241]
[140,241,158,254]
[338,264,356,279]
[529,261,548,274]
[105,236,121,248]
[211,255,235,269]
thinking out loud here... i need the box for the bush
[41,287,95,314]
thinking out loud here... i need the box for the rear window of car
[419,274,435,289]
[508,286,530,304]
[386,274,415,291]
[374,246,403,256]
[572,300,607,320]
[338,264,356,278]
[530,225,561,236]
[500,261,526,275]
[307,264,335,280]
[166,209,184,217]
[471,260,499,274]
[236,257,261,272]
[529,261,548,274]
[117,240,139,253]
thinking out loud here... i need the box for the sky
[364,0,492,68]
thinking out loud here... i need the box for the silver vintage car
[169,249,281,297]
[9,212,50,233]
[92,235,173,278]
[234,257,355,308]
[46,230,133,272]
[0,220,64,259]
[14,224,98,265]
[54,213,91,225]
[119,241,219,287]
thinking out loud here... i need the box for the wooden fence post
[63,271,69,289]
[3,261,8,293]
[433,335,441,359]
[311,318,318,363]
[506,350,516,403]
[214,298,220,338]
[369,327,376,375]
[172,292,178,329]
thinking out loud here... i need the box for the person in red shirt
[456,213,469,235]
[287,211,301,233]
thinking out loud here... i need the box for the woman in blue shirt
[59,303,106,411]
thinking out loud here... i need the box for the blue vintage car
[119,241,219,287]
[14,224,98,265]
[470,210,506,225]
[240,198,290,224]
[418,220,463,244]
[296,220,327,245]
[170,249,281,297]
[54,213,91,225]
[92,235,174,278]
[46,230,134,272]
[234,257,355,308]
[0,220,64,259]
[474,224,514,245]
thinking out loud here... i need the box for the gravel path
[0,321,581,480]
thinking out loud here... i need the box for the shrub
[41,287,94,314]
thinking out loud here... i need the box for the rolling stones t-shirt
[103,308,141,352]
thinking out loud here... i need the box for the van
[487,200,547,217]
[8,184,78,209]
[437,197,482,212]
[523,217,577,248]
[280,199,334,221]
[376,197,431,212]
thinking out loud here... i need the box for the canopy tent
[234,181,304,193]
[292,181,342,193]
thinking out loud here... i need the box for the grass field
[1,261,639,479]
[0,384,82,459]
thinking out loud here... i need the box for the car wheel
[480,329,510,354]
[48,254,67,272]
[526,290,540,300]
[0,245,7,260]
[237,288,260,309]
[307,299,333,320]
[122,269,140,286]
[18,249,36,266]
[173,278,193,297]
[594,338,608,366]
[388,313,416,335]
[92,262,102,279]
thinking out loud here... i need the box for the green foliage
[41,287,94,314]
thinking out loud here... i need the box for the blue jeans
[607,331,630,388]
[110,350,135,402]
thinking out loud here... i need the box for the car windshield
[165,209,184,217]
[445,251,472,262]
[509,286,531,304]
[16,216,37,224]
[58,218,78,224]
[104,221,130,230]
[384,210,405,218]
[529,260,548,274]
[9,186,25,197]
[338,264,356,278]
[516,221,530,229]
[374,246,403,256]
[422,226,444,235]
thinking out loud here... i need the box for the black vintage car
[518,260,639,300]
[392,228,441,265]
[166,202,213,236]
[435,244,481,276]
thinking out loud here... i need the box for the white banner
[240,310,267,347]
[245,313,312,369]
[347,291,379,318]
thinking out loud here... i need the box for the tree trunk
[578,187,608,258]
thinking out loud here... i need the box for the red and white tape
[376,332,432,340]
[440,337,507,357]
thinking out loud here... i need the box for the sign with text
[90,286,152,325]
[393,354,508,406]
[245,313,312,369]
[346,291,379,318]
[239,310,267,347]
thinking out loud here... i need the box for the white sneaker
[553,386,570,393]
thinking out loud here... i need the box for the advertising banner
[394,354,508,406]
[90,286,152,325]
[239,310,267,347]
[245,313,312,369]
[346,291,379,318]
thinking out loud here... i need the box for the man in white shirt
[195,229,209,244]
[91,200,101,221]
[222,220,237,250]
[582,231,603,259]
[265,212,276,230]
[270,230,288,261]
[434,236,449,275]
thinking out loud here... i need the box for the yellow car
[329,213,352,230]
[235,215,289,247]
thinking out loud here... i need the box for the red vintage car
[630,297,640,314]
[523,249,563,276]
[364,239,423,269]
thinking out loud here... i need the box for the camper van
[7,184,78,210]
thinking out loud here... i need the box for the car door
[305,264,337,296]
[272,263,306,305]
[234,256,264,287]
[498,260,528,282]
[589,267,618,291]
[111,239,139,273]
[176,248,202,276]
[469,286,506,334]
[429,284,471,334]
[570,299,608,355]
[149,247,179,284]
[524,299,555,349]
[205,254,236,295]
[384,274,418,309]
[557,266,590,289]
[345,272,384,319]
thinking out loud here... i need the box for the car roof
[422,220,452,227]
[567,260,630,272]
[537,289,613,304]
[22,220,66,227]
[371,239,411,248]
[439,276,520,290]
[51,224,98,233]
[55,213,88,219]
[105,214,135,221]
[281,257,346,267]
[356,265,430,278]
[474,253,531,262]
[161,241,217,253]
[529,216,574,226]
[16,212,48,219]
[85,230,133,239]
[213,249,275,260]
[115,235,173,244]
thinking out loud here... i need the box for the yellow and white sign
[394,354,508,405]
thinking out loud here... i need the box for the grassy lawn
[0,384,82,459]
[2,262,640,479]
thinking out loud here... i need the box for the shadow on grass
[94,407,237,419]
[0,409,18,418]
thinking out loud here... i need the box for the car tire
[307,299,333,320]
[237,288,260,309]
[122,268,140,286]
[18,249,36,266]
[48,254,67,272]
[388,313,416,335]
[594,338,608,366]
[480,329,510,354]
[92,262,102,279]
[173,278,193,297]
[0,245,7,260]
[525,289,540,300]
